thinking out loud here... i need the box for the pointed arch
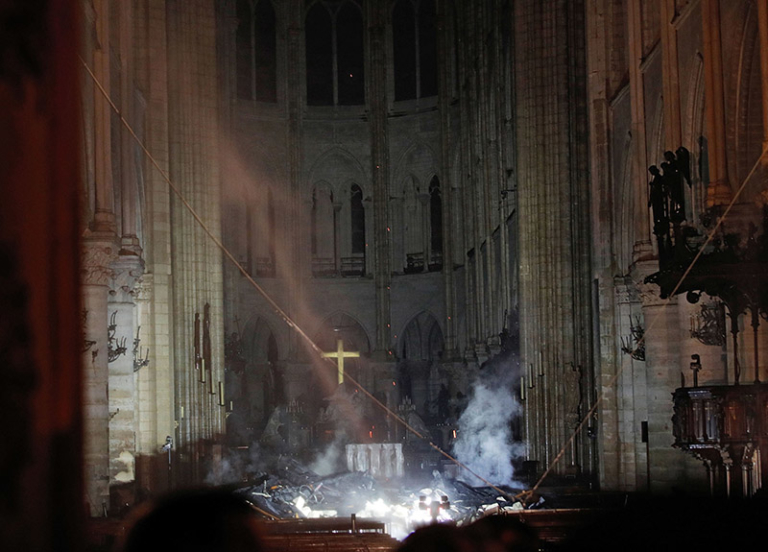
[313,311,372,354]
[307,147,368,192]
[337,1,365,105]
[399,311,444,361]
[243,317,281,362]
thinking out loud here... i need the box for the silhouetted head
[398,523,473,552]
[117,489,264,552]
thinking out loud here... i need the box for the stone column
[701,0,732,206]
[108,257,144,488]
[637,275,684,493]
[515,0,593,474]
[92,0,116,234]
[166,0,225,484]
[436,0,458,358]
[118,0,141,255]
[756,0,768,151]
[587,0,621,486]
[286,0,307,359]
[369,0,392,358]
[660,0,683,149]
[82,238,117,516]
[627,0,652,259]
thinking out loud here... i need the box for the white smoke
[309,437,344,476]
[452,358,524,486]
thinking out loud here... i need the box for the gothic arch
[391,141,438,195]
[312,311,372,354]
[243,316,282,362]
[398,310,444,361]
[306,147,368,199]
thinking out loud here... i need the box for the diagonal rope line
[80,58,517,502]
[528,147,768,497]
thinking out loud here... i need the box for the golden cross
[321,338,360,384]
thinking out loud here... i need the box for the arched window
[392,0,416,100]
[418,0,437,97]
[236,0,253,100]
[392,0,437,101]
[351,184,365,254]
[306,3,334,105]
[336,4,365,105]
[254,0,277,102]
[236,0,277,102]
[306,1,365,106]
[428,176,442,269]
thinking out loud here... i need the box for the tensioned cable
[80,58,516,501]
[527,147,768,498]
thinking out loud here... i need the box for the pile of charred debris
[232,455,549,540]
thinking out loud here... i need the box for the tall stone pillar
[108,257,144,489]
[81,239,117,515]
[92,0,115,234]
[286,0,307,359]
[660,0,683,149]
[166,0,225,484]
[118,0,141,255]
[516,0,593,474]
[701,0,732,206]
[369,1,392,358]
[627,0,652,259]
[756,0,768,151]
[637,276,685,493]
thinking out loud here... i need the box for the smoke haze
[452,357,523,486]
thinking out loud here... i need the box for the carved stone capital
[81,240,118,286]
[133,272,153,301]
[109,255,145,303]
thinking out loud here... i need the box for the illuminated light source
[392,381,396,386]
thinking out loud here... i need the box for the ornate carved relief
[81,242,117,286]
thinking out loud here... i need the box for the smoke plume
[452,356,524,486]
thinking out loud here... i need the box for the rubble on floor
[234,455,540,540]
